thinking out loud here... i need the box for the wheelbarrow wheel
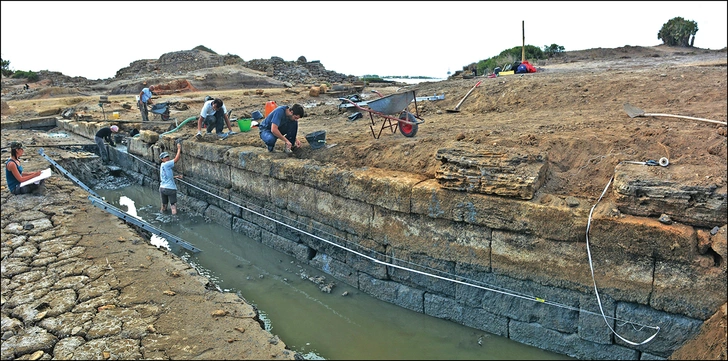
[398,111,418,137]
[162,112,170,121]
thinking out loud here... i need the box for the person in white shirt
[196,98,235,138]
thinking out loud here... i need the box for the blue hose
[160,116,197,138]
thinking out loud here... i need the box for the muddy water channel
[94,183,570,360]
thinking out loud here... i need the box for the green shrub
[543,44,565,58]
[658,17,698,47]
[11,70,39,81]
[360,75,384,82]
[1,58,12,77]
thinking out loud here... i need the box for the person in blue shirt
[195,98,235,138]
[159,143,182,215]
[5,141,44,195]
[258,104,304,152]
[138,85,155,122]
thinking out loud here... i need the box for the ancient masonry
[56,120,727,360]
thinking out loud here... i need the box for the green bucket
[237,118,252,132]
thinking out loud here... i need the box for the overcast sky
[2,1,726,80]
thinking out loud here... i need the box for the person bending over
[95,125,119,164]
[196,98,235,138]
[258,104,304,152]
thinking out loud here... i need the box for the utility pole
[522,20,526,62]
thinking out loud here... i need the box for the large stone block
[613,162,727,228]
[588,214,697,263]
[491,230,596,292]
[371,209,491,268]
[651,260,727,320]
[614,302,702,358]
[435,146,548,200]
[358,273,424,313]
[411,180,588,242]
[510,320,639,360]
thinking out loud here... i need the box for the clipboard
[19,168,52,187]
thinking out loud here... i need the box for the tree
[658,17,698,47]
[543,44,565,58]
[1,58,12,77]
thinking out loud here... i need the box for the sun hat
[110,125,119,132]
[160,152,170,159]
[9,141,24,150]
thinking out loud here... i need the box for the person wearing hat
[95,125,119,164]
[5,141,44,195]
[159,143,182,215]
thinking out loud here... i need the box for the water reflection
[95,184,571,360]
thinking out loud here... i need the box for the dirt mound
[152,79,199,95]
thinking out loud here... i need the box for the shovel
[447,80,482,113]
[623,103,726,125]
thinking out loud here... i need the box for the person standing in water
[159,142,182,215]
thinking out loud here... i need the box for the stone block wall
[56,118,726,360]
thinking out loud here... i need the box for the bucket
[305,130,327,150]
[264,101,278,117]
[112,112,120,119]
[251,110,264,120]
[237,118,252,132]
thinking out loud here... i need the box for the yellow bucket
[237,118,252,132]
[112,112,120,119]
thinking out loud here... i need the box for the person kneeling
[258,104,304,153]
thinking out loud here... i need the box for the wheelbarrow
[150,102,172,121]
[339,90,424,139]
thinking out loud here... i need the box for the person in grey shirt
[159,143,182,215]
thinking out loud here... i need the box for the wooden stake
[522,20,526,62]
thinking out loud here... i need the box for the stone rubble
[0,140,297,360]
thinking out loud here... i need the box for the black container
[305,130,326,150]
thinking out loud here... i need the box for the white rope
[584,160,666,346]
[126,151,661,342]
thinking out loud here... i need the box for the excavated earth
[1,45,726,360]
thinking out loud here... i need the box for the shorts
[160,187,178,206]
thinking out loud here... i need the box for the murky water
[94,184,572,360]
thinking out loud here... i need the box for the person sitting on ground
[196,98,235,138]
[138,85,155,122]
[258,104,304,153]
[5,141,45,195]
[159,143,183,215]
[95,125,119,164]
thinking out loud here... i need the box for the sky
[2,1,726,80]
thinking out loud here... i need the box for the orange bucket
[264,101,278,117]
